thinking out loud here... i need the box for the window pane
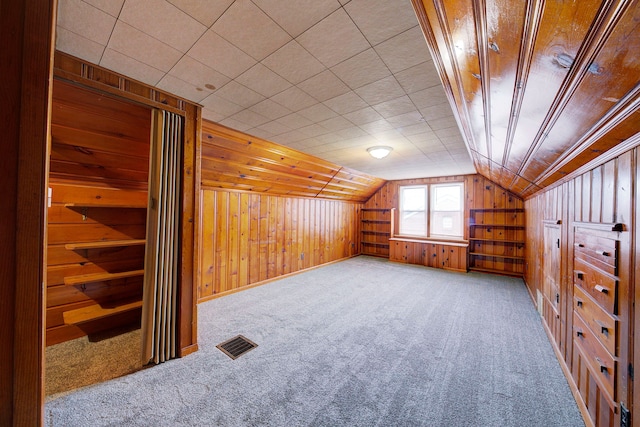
[430,183,463,237]
[399,186,426,236]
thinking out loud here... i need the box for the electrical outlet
[300,253,304,260]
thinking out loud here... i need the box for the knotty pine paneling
[525,147,638,427]
[201,120,384,203]
[199,190,361,301]
[46,80,151,346]
[362,174,525,275]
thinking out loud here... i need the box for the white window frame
[430,182,464,238]
[398,182,464,239]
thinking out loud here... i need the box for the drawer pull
[595,320,609,336]
[594,284,608,294]
[575,270,585,280]
[576,330,584,337]
[575,243,585,248]
[595,250,610,257]
[576,299,583,307]
[595,357,608,374]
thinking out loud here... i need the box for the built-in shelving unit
[360,208,390,257]
[468,208,525,276]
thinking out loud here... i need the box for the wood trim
[389,237,469,247]
[0,0,57,424]
[573,221,625,232]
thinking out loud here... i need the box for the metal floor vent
[216,335,258,360]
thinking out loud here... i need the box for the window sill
[389,236,469,247]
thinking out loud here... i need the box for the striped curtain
[141,110,183,364]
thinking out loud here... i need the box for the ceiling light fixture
[367,146,393,159]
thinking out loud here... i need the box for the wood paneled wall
[199,191,361,300]
[46,80,151,346]
[201,120,384,202]
[363,174,524,275]
[525,147,638,426]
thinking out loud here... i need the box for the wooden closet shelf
[361,220,391,224]
[361,230,390,235]
[469,267,524,277]
[469,208,524,212]
[65,239,146,250]
[63,299,143,325]
[64,203,147,209]
[469,238,525,244]
[361,242,390,248]
[470,224,525,228]
[361,208,390,212]
[63,269,145,286]
[469,252,524,260]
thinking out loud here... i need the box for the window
[398,183,464,239]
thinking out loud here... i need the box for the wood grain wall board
[47,205,147,225]
[50,183,148,206]
[47,258,144,287]
[201,120,384,202]
[48,244,145,267]
[46,277,144,308]
[199,189,362,302]
[47,223,146,245]
[46,309,142,347]
[51,123,151,158]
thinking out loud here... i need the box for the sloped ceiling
[55,0,476,181]
[412,0,640,198]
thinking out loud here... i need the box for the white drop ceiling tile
[372,129,404,143]
[323,91,369,115]
[355,76,405,105]
[212,0,291,61]
[254,120,293,136]
[219,117,252,132]
[330,48,391,90]
[337,126,368,139]
[434,126,464,138]
[56,27,105,64]
[58,0,116,45]
[228,109,271,128]
[119,0,206,52]
[247,127,275,140]
[387,111,424,128]
[249,99,292,120]
[409,86,449,109]
[297,9,370,68]
[298,70,350,103]
[271,86,317,111]
[253,0,340,38]
[298,123,330,138]
[200,93,245,118]
[82,0,124,16]
[167,0,234,27]
[262,41,325,85]
[400,122,435,137]
[275,130,308,145]
[319,116,352,132]
[428,116,458,131]
[215,81,265,108]
[275,112,314,130]
[420,103,455,122]
[315,133,342,144]
[100,48,165,86]
[236,63,292,98]
[202,109,226,123]
[169,56,230,92]
[375,26,431,74]
[344,107,383,126]
[359,119,394,134]
[372,95,416,119]
[188,30,256,79]
[108,21,182,72]
[157,74,209,102]
[298,103,338,122]
[344,0,417,46]
[395,61,441,94]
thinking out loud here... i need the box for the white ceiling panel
[56,0,475,181]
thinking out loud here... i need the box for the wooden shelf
[361,208,390,212]
[361,242,390,248]
[65,239,146,250]
[361,230,390,235]
[469,252,524,260]
[361,220,391,224]
[470,224,525,228]
[63,299,143,325]
[63,269,145,286]
[64,203,146,209]
[469,238,524,244]
[469,208,524,212]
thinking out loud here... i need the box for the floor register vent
[217,335,258,360]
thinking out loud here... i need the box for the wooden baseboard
[179,343,199,358]
[197,254,360,304]
[540,316,593,427]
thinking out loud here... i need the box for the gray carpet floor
[45,256,585,426]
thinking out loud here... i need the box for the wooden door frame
[0,0,57,424]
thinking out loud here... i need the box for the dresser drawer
[574,234,617,275]
[574,258,618,314]
[574,285,617,355]
[573,312,616,401]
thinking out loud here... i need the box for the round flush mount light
[367,146,393,159]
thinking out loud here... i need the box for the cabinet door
[543,224,561,313]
